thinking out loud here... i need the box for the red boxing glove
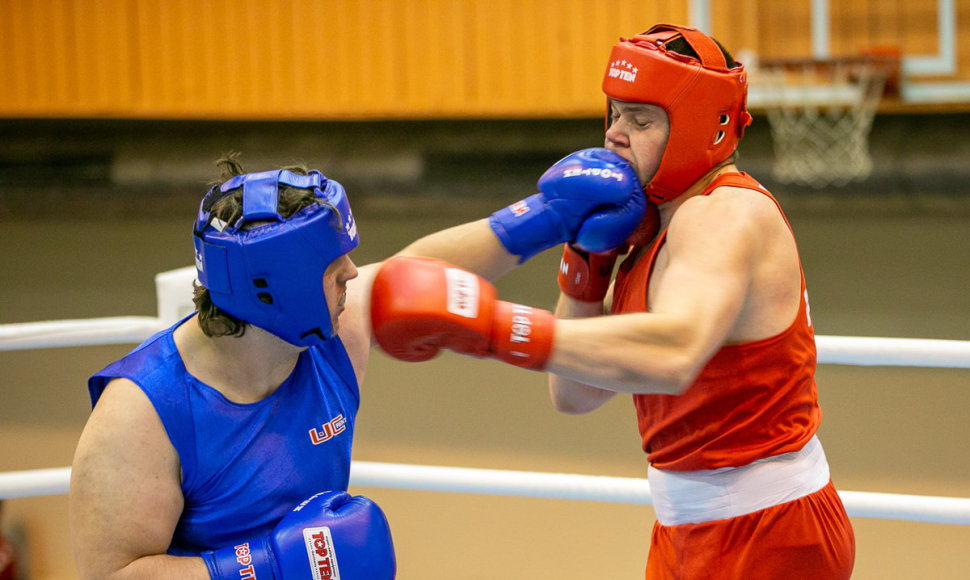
[558,244,620,303]
[371,257,555,370]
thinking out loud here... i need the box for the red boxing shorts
[645,481,855,579]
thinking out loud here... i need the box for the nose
[604,120,629,150]
[342,256,359,282]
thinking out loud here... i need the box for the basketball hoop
[750,54,898,188]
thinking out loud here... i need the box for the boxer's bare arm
[71,379,209,579]
[396,219,521,282]
[548,293,617,414]
[344,148,649,362]
[395,149,647,282]
[547,187,798,403]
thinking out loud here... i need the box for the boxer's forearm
[395,219,519,282]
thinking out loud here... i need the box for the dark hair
[192,152,322,338]
[664,36,738,69]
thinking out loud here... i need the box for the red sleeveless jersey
[612,172,821,471]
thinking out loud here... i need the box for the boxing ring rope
[2,462,970,526]
[1,267,969,526]
[3,315,970,368]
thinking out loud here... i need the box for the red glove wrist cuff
[491,301,555,370]
[557,244,619,302]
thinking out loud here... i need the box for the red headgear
[602,24,752,204]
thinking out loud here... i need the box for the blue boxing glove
[488,148,645,262]
[202,491,395,580]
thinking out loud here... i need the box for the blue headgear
[192,169,359,346]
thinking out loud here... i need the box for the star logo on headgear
[608,59,638,83]
[345,214,358,240]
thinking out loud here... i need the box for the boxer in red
[370,24,854,579]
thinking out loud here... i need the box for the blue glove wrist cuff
[202,538,278,580]
[488,193,565,263]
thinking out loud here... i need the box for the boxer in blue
[69,149,647,579]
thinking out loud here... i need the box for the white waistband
[647,435,830,526]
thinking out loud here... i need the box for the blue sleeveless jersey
[87,316,360,554]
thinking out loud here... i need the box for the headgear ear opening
[193,170,359,346]
[602,24,752,204]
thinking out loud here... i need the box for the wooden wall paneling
[3,0,969,119]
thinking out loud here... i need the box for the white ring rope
[0,317,167,351]
[2,315,969,368]
[0,468,72,500]
[1,463,969,526]
[2,268,968,526]
[816,335,970,368]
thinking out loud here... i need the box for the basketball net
[751,56,893,188]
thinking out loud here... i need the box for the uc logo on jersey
[309,414,347,445]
